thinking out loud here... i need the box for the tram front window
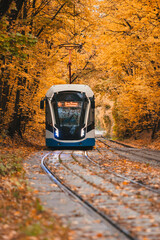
[57,102,82,127]
[52,91,88,140]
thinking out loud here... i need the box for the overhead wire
[73,0,78,73]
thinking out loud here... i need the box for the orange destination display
[58,102,79,107]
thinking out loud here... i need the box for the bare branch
[36,1,68,37]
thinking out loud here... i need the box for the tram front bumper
[46,138,95,147]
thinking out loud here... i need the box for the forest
[0,1,160,239]
[0,0,160,141]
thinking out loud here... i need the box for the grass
[0,155,22,176]
[23,223,43,236]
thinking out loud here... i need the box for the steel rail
[85,150,160,195]
[98,137,134,148]
[108,138,160,159]
[97,137,160,163]
[41,151,137,240]
[101,137,160,155]
[102,137,160,159]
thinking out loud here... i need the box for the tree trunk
[0,0,13,19]
[151,119,160,139]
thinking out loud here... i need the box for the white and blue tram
[40,84,95,147]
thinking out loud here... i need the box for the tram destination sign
[58,102,80,108]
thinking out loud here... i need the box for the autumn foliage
[92,0,160,139]
[0,0,95,138]
[0,0,160,139]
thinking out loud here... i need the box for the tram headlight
[54,128,59,138]
[81,128,85,137]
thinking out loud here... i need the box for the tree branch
[0,0,12,19]
[71,52,96,83]
[36,1,68,37]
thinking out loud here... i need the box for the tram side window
[81,100,88,124]
[46,101,52,125]
[87,99,95,126]
[88,108,94,125]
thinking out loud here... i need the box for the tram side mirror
[40,100,44,109]
[91,101,95,109]
[90,97,95,109]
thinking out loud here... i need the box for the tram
[40,84,95,147]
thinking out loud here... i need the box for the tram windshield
[52,91,88,140]
[57,101,82,126]
[52,91,88,127]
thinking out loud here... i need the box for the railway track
[41,151,136,240]
[97,137,160,164]
[85,150,160,194]
[95,137,160,192]
[41,150,160,240]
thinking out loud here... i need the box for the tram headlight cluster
[54,128,59,138]
[81,128,85,138]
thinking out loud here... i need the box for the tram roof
[46,84,94,98]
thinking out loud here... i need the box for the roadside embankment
[0,136,73,240]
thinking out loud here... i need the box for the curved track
[85,150,160,194]
[41,149,160,240]
[97,137,160,164]
[41,151,137,240]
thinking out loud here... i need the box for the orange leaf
[122,181,129,185]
